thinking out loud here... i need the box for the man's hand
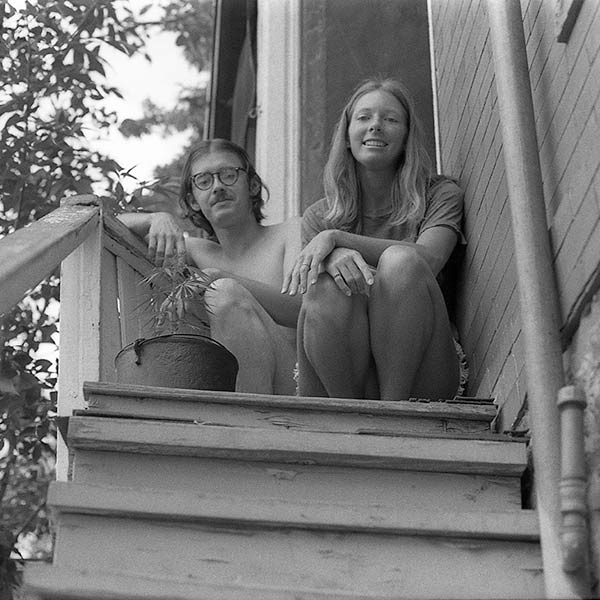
[324,248,374,296]
[146,212,187,266]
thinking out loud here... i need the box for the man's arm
[227,273,301,328]
[117,212,187,265]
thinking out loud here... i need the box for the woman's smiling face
[347,89,409,173]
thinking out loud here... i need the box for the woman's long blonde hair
[323,77,433,236]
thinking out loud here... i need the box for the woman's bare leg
[369,246,459,400]
[204,278,296,395]
[296,306,329,397]
[300,274,371,398]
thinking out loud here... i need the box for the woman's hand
[146,212,187,266]
[324,248,374,296]
[281,230,337,295]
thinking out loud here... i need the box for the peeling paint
[266,468,298,481]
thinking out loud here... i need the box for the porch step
[21,564,420,599]
[68,414,526,511]
[82,380,498,435]
[49,481,539,540]
[47,482,543,599]
[68,414,523,475]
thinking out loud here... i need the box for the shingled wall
[430,0,600,431]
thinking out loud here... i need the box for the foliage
[0,0,149,232]
[0,1,207,596]
[140,256,211,335]
[0,279,59,599]
[118,0,214,181]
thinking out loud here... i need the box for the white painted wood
[0,203,100,316]
[83,381,498,425]
[23,564,400,600]
[72,450,523,512]
[52,514,544,598]
[57,208,152,479]
[56,216,104,480]
[103,212,153,275]
[81,388,495,436]
[81,404,488,437]
[48,481,539,541]
[256,0,301,223]
[67,416,527,476]
[115,257,153,346]
[98,248,121,383]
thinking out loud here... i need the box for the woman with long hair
[282,77,466,400]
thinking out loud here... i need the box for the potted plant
[114,256,239,391]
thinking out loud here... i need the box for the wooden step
[68,414,526,512]
[48,482,543,599]
[82,380,498,435]
[73,448,524,512]
[22,564,408,599]
[48,481,539,540]
[67,415,526,476]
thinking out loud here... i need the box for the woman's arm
[117,212,187,266]
[282,226,457,295]
[334,227,457,276]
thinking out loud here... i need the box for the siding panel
[432,0,600,430]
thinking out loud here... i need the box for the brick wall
[431,0,600,430]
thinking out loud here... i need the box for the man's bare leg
[205,278,296,395]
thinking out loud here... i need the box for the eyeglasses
[191,167,247,191]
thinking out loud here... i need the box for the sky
[91,29,206,187]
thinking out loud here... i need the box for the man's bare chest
[192,240,285,287]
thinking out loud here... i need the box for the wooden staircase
[24,382,544,599]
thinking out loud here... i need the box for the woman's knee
[376,245,431,288]
[302,274,354,323]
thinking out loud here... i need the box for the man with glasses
[118,139,301,395]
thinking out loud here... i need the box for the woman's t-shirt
[302,176,465,247]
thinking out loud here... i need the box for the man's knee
[204,278,260,323]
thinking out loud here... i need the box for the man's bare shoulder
[185,236,221,267]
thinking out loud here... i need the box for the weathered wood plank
[83,381,498,423]
[74,448,523,511]
[67,416,527,476]
[81,404,490,436]
[52,514,544,598]
[102,211,152,274]
[23,564,401,600]
[115,256,154,346]
[49,481,539,541]
[0,203,99,315]
[98,248,122,382]
[73,450,523,512]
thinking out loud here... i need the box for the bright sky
[91,29,207,187]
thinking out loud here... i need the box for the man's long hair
[180,138,267,238]
[323,77,433,237]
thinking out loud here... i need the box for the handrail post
[486,0,590,596]
[56,196,105,480]
[558,386,589,573]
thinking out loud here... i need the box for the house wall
[430,0,600,432]
[299,0,434,213]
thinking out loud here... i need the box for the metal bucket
[115,334,238,391]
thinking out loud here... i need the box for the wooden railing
[0,195,155,478]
